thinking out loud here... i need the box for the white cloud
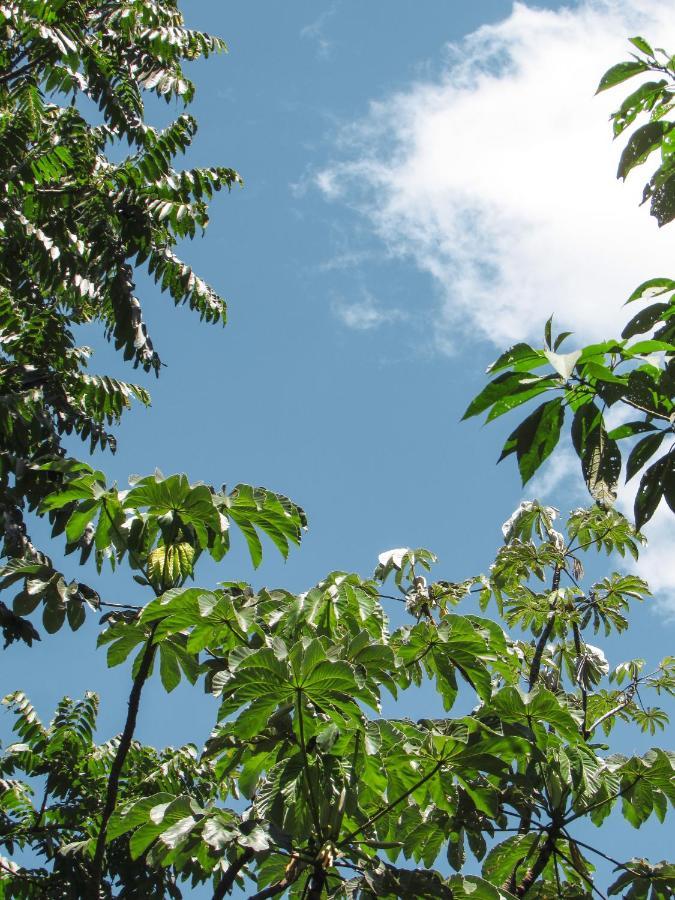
[300,6,337,60]
[317,0,675,351]
[331,290,405,330]
[528,445,584,501]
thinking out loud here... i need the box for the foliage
[1,479,674,897]
[0,0,240,574]
[0,19,673,900]
[465,38,675,530]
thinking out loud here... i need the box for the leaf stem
[561,832,643,877]
[553,846,607,900]
[563,776,641,826]
[339,758,443,846]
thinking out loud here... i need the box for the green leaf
[160,815,197,849]
[617,122,672,180]
[108,793,175,841]
[596,60,649,94]
[622,302,670,339]
[100,624,146,668]
[486,343,547,374]
[159,643,181,692]
[626,277,675,303]
[607,420,656,440]
[634,454,671,529]
[447,875,518,900]
[482,833,539,885]
[572,404,621,507]
[502,399,565,485]
[462,372,551,420]
[628,36,654,56]
[626,431,667,482]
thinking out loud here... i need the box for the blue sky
[4,0,675,891]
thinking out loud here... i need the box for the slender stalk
[587,693,633,736]
[339,759,443,846]
[528,565,561,690]
[89,624,159,896]
[212,849,254,900]
[562,832,643,877]
[554,847,607,900]
[563,777,640,826]
[296,689,322,836]
[572,622,589,738]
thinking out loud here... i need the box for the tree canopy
[0,12,673,900]
[0,0,239,593]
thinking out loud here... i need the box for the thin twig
[563,832,643,877]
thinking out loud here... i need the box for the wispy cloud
[300,5,338,60]
[317,0,675,351]
[331,289,406,331]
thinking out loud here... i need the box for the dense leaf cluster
[1,478,673,898]
[0,0,240,574]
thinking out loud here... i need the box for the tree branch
[212,849,254,900]
[528,566,561,690]
[572,622,589,738]
[306,866,327,900]
[89,623,159,895]
[515,829,558,896]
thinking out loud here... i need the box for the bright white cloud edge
[317,0,675,350]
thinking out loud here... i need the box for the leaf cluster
[0,0,239,566]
